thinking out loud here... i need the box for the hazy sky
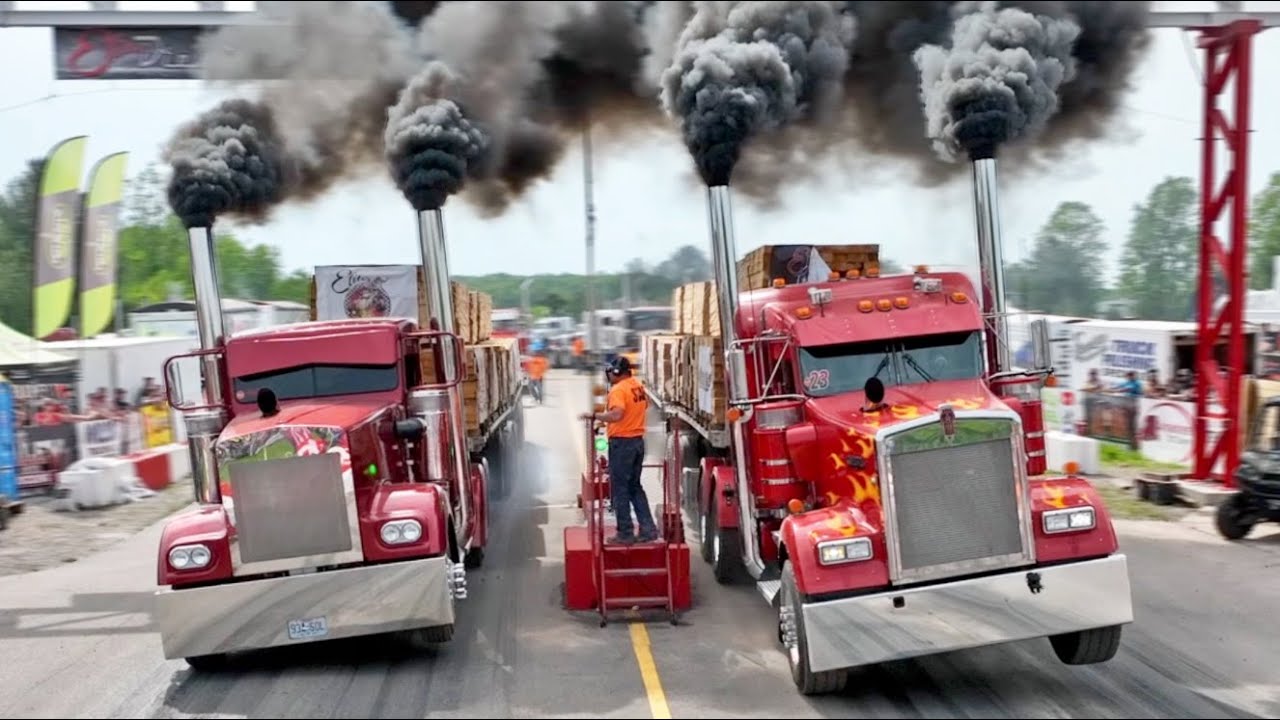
[2,0,1279,288]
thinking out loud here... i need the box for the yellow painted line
[629,622,672,719]
[566,378,672,719]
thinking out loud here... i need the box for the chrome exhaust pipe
[705,185,764,580]
[185,226,226,506]
[970,154,1012,375]
[415,208,470,551]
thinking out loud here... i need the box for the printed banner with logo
[1081,392,1140,449]
[53,27,205,81]
[313,265,420,321]
[33,136,88,340]
[79,152,129,339]
[76,418,122,459]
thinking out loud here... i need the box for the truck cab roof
[737,270,983,347]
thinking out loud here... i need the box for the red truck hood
[805,377,1006,436]
[222,397,390,439]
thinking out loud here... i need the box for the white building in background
[128,299,310,339]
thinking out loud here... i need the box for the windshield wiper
[901,352,935,382]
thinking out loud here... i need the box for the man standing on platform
[583,356,658,544]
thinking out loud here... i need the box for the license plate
[287,616,329,641]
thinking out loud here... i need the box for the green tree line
[1007,171,1280,321]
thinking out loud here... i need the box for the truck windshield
[627,310,672,332]
[233,363,400,403]
[799,331,982,397]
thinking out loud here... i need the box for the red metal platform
[564,416,692,625]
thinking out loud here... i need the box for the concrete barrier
[1045,431,1101,475]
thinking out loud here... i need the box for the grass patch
[1090,481,1187,521]
[1097,443,1188,474]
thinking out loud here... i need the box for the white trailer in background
[1062,319,1259,393]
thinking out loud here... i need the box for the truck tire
[409,624,455,644]
[1049,625,1122,665]
[779,560,847,695]
[699,472,713,564]
[184,653,229,671]
[1215,492,1256,540]
[708,497,742,584]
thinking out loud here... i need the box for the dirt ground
[0,481,195,577]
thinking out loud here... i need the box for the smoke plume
[165,1,419,224]
[164,99,290,228]
[384,62,489,211]
[164,1,1153,219]
[660,1,856,186]
[914,1,1080,161]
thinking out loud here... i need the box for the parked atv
[1217,397,1280,540]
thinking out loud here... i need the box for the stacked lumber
[640,333,725,428]
[673,281,721,337]
[458,338,521,434]
[736,244,880,291]
[414,274,495,344]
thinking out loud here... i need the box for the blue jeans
[608,436,657,539]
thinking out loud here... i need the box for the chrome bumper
[155,556,457,660]
[802,554,1133,673]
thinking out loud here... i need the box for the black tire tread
[1050,625,1123,665]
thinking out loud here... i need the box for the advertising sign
[1081,392,1139,449]
[140,403,173,447]
[53,27,203,80]
[76,418,122,459]
[79,152,129,338]
[313,265,420,322]
[33,136,88,339]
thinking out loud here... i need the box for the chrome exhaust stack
[414,208,470,549]
[185,226,227,506]
[705,184,764,580]
[969,153,1012,375]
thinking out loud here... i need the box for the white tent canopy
[0,320,77,367]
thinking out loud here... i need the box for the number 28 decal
[804,369,830,391]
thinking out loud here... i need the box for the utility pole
[583,124,597,367]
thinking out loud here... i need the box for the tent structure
[0,320,78,369]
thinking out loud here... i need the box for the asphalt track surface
[1,369,1278,719]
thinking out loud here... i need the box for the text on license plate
[287,616,329,641]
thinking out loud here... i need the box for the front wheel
[1049,625,1122,665]
[1215,492,1257,540]
[779,560,847,695]
[708,497,742,584]
[184,653,229,671]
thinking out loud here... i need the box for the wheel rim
[712,522,720,562]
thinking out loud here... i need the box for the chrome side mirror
[727,348,749,405]
[1030,318,1052,372]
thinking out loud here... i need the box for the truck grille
[886,432,1027,580]
[228,451,353,564]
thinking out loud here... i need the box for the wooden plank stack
[736,244,880,291]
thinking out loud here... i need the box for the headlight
[168,543,212,570]
[1042,506,1095,534]
[380,519,423,545]
[817,537,873,565]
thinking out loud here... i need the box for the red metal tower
[1148,7,1280,487]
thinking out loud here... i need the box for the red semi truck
[644,176,1134,695]
[153,209,523,669]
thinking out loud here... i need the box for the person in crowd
[1082,368,1103,394]
[1144,369,1167,398]
[1115,370,1143,397]
[527,351,549,404]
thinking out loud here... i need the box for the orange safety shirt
[528,356,548,381]
[606,376,648,439]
